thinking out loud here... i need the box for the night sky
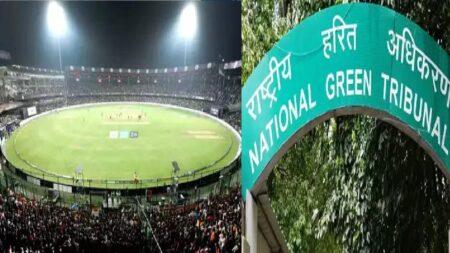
[0,1,241,69]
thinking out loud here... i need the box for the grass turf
[4,103,240,189]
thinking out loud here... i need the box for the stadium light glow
[47,1,67,74]
[178,3,197,40]
[47,1,67,38]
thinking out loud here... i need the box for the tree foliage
[242,0,450,252]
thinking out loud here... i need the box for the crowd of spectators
[0,61,241,130]
[68,71,211,99]
[65,62,239,106]
[0,67,65,102]
[148,187,241,253]
[0,114,19,127]
[0,187,241,252]
[3,62,240,107]
[0,188,144,253]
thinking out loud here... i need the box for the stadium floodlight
[47,1,67,38]
[47,1,67,73]
[178,3,197,40]
[178,3,197,65]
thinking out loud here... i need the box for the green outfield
[3,103,240,189]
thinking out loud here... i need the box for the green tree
[243,0,450,252]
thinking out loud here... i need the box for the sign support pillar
[245,190,258,253]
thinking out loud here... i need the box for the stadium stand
[148,187,241,252]
[0,187,241,252]
[0,61,241,130]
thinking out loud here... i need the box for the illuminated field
[4,103,240,189]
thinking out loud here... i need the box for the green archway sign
[242,3,449,200]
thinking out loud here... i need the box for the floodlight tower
[178,3,197,66]
[47,1,67,73]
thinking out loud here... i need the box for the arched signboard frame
[242,3,449,251]
[242,3,450,199]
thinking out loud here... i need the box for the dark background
[0,1,241,69]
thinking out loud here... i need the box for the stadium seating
[0,187,241,252]
[0,61,241,131]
